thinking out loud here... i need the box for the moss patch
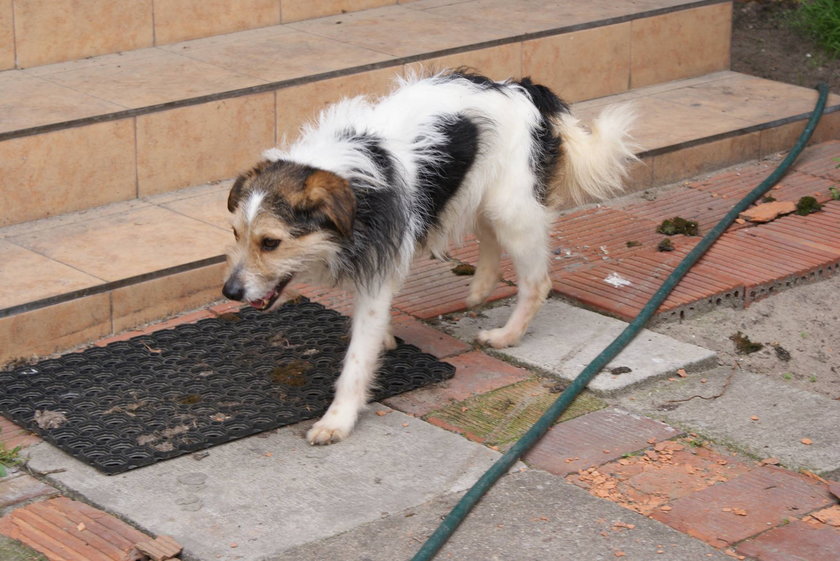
[0,536,49,561]
[730,331,764,355]
[657,238,675,252]
[795,196,823,216]
[426,378,605,448]
[656,216,699,236]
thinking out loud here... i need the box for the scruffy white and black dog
[223,70,637,445]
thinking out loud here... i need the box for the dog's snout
[222,277,245,301]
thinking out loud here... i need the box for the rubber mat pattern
[0,299,454,474]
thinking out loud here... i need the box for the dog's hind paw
[476,328,520,349]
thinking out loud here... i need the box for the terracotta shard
[739,200,796,223]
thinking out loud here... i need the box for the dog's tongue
[250,290,276,310]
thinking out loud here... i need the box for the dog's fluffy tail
[554,104,639,206]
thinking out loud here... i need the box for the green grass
[792,0,840,58]
[0,443,23,477]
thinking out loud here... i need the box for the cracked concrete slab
[617,367,840,477]
[24,409,502,561]
[443,298,717,394]
[266,469,733,561]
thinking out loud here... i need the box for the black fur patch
[414,115,480,238]
[442,68,508,94]
[515,77,569,203]
[331,132,409,289]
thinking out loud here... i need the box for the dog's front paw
[477,328,521,349]
[306,409,356,445]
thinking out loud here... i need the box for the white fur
[244,190,265,224]
[236,72,638,445]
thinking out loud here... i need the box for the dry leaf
[802,470,829,484]
[811,506,840,526]
[375,410,391,416]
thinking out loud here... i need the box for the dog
[222,70,637,445]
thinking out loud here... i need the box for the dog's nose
[222,277,245,301]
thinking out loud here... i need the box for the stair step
[1,0,400,70]
[1,0,733,226]
[2,69,837,365]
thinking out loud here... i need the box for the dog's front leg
[306,287,393,445]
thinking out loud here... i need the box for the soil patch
[732,0,840,93]
[651,274,840,400]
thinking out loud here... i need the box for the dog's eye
[261,238,281,251]
[232,228,240,241]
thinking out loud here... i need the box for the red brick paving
[0,497,153,561]
[383,350,531,417]
[789,139,840,182]
[390,313,471,360]
[567,440,753,515]
[522,408,680,476]
[697,223,840,304]
[0,417,40,450]
[736,520,840,561]
[650,466,836,548]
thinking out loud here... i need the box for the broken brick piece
[739,200,796,223]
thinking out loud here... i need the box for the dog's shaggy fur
[223,70,637,444]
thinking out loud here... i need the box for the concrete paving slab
[443,299,717,394]
[617,367,840,477]
[24,409,503,561]
[266,469,733,561]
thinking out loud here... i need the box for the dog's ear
[298,170,356,238]
[227,162,268,212]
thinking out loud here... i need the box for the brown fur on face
[228,161,355,238]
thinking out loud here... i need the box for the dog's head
[222,160,356,310]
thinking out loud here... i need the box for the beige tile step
[1,0,732,226]
[1,69,837,366]
[0,0,402,70]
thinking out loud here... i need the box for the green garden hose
[410,83,830,561]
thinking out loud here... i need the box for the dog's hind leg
[307,286,394,445]
[466,216,502,308]
[476,216,551,349]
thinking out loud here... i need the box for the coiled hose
[410,83,829,561]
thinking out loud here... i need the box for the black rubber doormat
[0,299,454,475]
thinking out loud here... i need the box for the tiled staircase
[1,0,838,365]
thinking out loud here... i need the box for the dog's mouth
[249,275,293,311]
